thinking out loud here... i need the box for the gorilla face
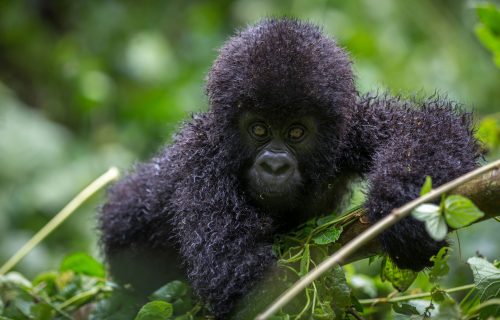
[239,112,318,210]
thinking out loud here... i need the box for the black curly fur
[98,19,481,318]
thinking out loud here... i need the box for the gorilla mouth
[263,189,289,197]
[251,182,299,201]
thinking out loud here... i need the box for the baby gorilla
[99,19,480,317]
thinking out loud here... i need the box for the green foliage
[135,301,173,320]
[419,175,433,196]
[467,257,500,318]
[0,257,111,320]
[428,247,450,283]
[412,190,485,241]
[149,281,194,316]
[270,210,356,318]
[412,203,448,241]
[476,116,500,158]
[60,252,105,278]
[444,195,485,229]
[312,226,343,245]
[381,257,418,292]
[475,3,500,68]
[392,302,419,316]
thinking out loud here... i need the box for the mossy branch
[257,159,500,319]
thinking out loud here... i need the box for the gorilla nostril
[260,161,274,174]
[259,154,293,177]
[260,161,290,175]
[275,163,291,175]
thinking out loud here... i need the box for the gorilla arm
[98,155,185,295]
[343,95,481,270]
[167,153,276,316]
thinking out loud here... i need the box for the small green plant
[412,176,485,241]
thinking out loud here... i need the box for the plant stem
[0,167,119,276]
[358,284,475,305]
[256,159,500,320]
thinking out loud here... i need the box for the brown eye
[251,124,268,138]
[288,126,305,141]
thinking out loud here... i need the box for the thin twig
[346,307,365,320]
[358,284,475,305]
[256,159,500,319]
[0,167,120,276]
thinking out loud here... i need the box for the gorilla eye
[288,126,305,141]
[250,123,269,139]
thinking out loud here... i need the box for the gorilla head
[206,19,356,216]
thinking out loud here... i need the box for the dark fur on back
[99,19,481,318]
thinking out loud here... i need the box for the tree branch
[339,166,500,263]
[256,159,500,319]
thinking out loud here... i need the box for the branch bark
[339,167,500,264]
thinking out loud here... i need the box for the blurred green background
[0,0,499,284]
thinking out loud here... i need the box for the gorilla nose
[257,151,294,181]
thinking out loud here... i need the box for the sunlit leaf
[313,226,343,245]
[299,244,310,276]
[420,176,433,196]
[412,204,447,241]
[134,301,173,320]
[476,3,500,34]
[444,195,485,229]
[476,117,500,150]
[412,204,440,221]
[60,252,105,278]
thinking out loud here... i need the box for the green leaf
[150,281,188,303]
[420,176,433,196]
[467,257,500,318]
[444,195,485,229]
[313,226,343,245]
[428,247,450,282]
[412,204,447,241]
[0,272,32,288]
[476,3,500,35]
[476,117,500,150]
[381,257,418,292]
[60,252,105,278]
[149,281,192,315]
[412,204,440,221]
[434,298,461,320]
[392,302,420,316]
[316,214,337,226]
[299,244,310,276]
[135,301,173,320]
[327,265,351,310]
[30,303,53,320]
[350,295,364,312]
